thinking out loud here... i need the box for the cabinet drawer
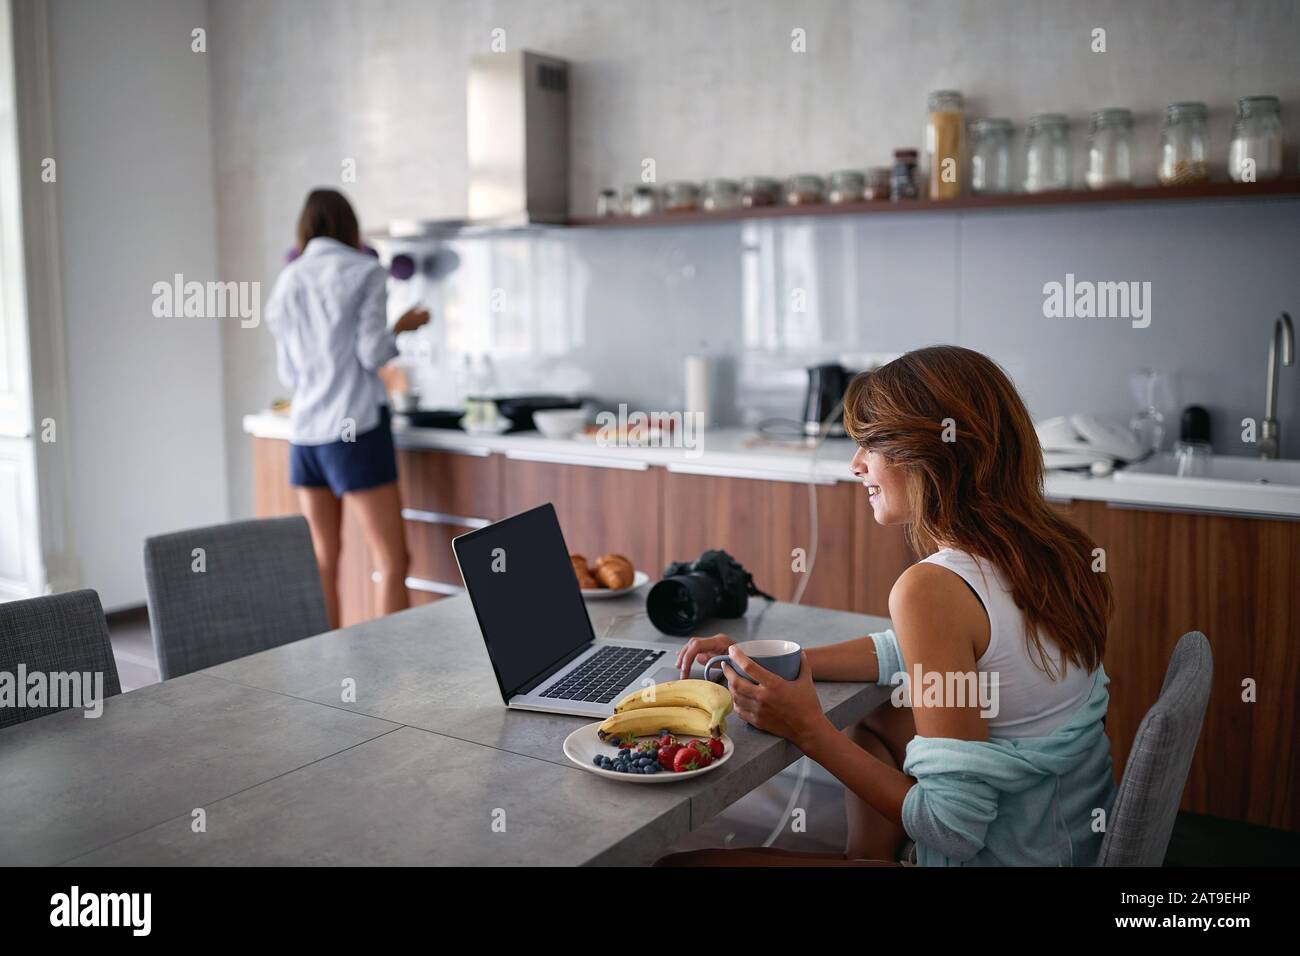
[404,519,470,588]
[397,449,501,521]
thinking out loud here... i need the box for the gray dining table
[0,593,892,866]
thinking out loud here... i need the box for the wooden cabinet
[661,471,861,611]
[397,448,502,602]
[501,457,662,577]
[1059,500,1300,831]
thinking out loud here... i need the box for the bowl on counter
[533,407,588,439]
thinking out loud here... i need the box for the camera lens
[646,573,719,636]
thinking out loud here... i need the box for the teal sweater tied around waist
[870,629,1116,867]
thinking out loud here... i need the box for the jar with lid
[864,166,891,200]
[1023,114,1070,192]
[1086,108,1133,189]
[596,188,621,217]
[890,149,918,200]
[701,178,740,211]
[1158,102,1209,185]
[925,90,965,199]
[623,184,659,217]
[969,118,1015,194]
[827,170,865,204]
[740,176,780,207]
[662,181,700,212]
[784,174,825,205]
[1228,95,1284,182]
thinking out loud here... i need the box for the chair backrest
[144,516,330,680]
[1098,630,1212,866]
[0,589,121,729]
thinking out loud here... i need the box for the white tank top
[920,548,1096,738]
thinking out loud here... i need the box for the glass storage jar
[1228,95,1284,182]
[596,188,621,217]
[925,90,965,199]
[1023,113,1070,192]
[827,170,865,203]
[890,149,918,200]
[701,178,740,211]
[662,181,700,212]
[863,166,891,200]
[623,184,659,217]
[1158,102,1209,185]
[1086,108,1133,189]
[969,118,1015,194]
[740,176,780,207]
[784,173,825,205]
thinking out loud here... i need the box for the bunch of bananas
[597,679,732,742]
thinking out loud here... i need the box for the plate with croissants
[570,553,649,599]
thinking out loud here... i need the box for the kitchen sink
[1117,452,1300,487]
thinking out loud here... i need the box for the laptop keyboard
[539,645,666,704]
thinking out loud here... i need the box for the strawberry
[658,743,681,770]
[706,737,725,759]
[673,746,703,772]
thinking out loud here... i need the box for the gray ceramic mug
[704,639,802,684]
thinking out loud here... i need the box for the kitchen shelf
[567,177,1300,228]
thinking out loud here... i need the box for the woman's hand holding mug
[676,633,734,680]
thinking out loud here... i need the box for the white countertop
[243,411,1300,520]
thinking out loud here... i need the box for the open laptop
[452,503,683,717]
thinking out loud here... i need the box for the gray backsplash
[392,199,1300,456]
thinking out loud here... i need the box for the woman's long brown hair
[844,346,1110,677]
[296,188,361,252]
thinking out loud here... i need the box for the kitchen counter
[243,411,1300,519]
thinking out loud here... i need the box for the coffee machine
[803,363,854,438]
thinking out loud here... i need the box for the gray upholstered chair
[1097,630,1213,866]
[144,515,330,680]
[0,589,122,729]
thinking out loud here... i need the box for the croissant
[593,554,634,590]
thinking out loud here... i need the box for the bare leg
[347,481,410,616]
[844,699,916,861]
[297,487,343,629]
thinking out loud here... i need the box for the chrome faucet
[1260,311,1295,460]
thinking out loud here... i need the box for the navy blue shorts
[290,406,399,496]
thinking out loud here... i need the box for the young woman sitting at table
[663,345,1116,867]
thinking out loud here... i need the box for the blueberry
[593,755,604,767]
[618,748,631,758]
[646,763,660,773]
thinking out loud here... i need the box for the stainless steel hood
[385,50,569,240]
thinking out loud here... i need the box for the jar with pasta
[1158,102,1209,186]
[925,90,965,199]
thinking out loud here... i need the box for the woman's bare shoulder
[888,561,987,662]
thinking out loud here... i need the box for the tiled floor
[105,606,1298,865]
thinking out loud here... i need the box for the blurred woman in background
[266,188,429,627]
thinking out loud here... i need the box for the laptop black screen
[453,504,596,701]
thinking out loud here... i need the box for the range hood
[387,50,570,239]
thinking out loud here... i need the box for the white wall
[47,0,226,609]
[207,0,1300,520]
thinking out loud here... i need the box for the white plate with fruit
[562,679,734,782]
